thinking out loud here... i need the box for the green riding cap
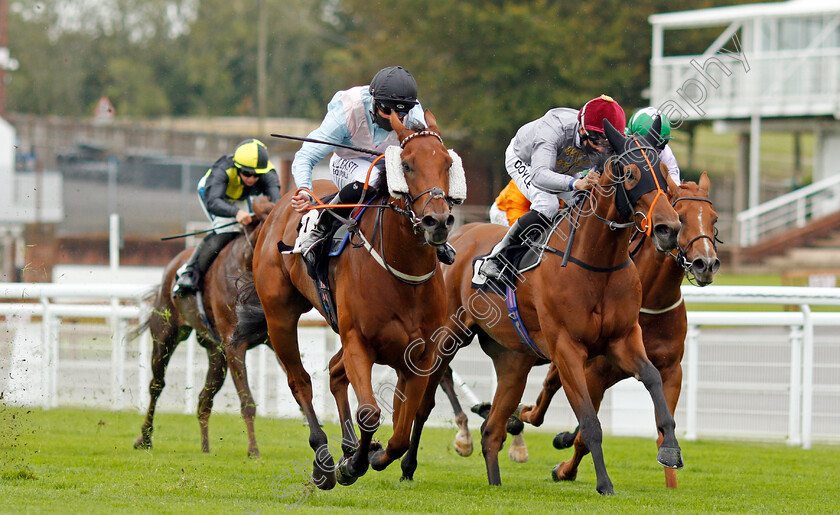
[626,107,672,144]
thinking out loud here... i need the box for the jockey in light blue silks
[290,65,456,265]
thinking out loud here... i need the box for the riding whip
[160,220,241,241]
[270,133,382,156]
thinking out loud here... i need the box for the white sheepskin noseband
[384,145,467,202]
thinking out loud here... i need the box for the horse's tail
[232,271,268,350]
[126,286,159,342]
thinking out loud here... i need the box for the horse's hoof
[399,473,413,482]
[248,448,260,459]
[551,463,576,482]
[553,431,576,450]
[336,456,359,486]
[454,436,473,457]
[508,444,528,463]
[133,440,151,450]
[597,481,615,496]
[657,446,684,469]
[470,402,491,419]
[312,466,336,490]
[506,416,524,436]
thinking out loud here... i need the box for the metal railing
[736,174,840,247]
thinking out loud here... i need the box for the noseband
[669,195,722,278]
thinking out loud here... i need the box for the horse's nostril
[692,259,706,272]
[654,224,675,240]
[446,215,455,228]
[712,258,721,273]
[421,215,437,229]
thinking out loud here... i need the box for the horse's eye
[402,162,411,173]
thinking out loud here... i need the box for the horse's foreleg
[197,340,228,453]
[480,352,533,486]
[134,321,184,450]
[519,363,562,427]
[370,369,430,472]
[225,341,259,458]
[659,361,683,488]
[328,348,358,459]
[268,315,336,490]
[336,337,377,485]
[553,360,612,482]
[550,340,614,495]
[400,352,452,481]
[439,365,472,457]
[609,326,683,471]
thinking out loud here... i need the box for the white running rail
[737,174,840,247]
[1,283,839,447]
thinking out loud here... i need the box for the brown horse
[517,173,720,487]
[234,111,457,490]
[398,121,683,495]
[133,197,274,457]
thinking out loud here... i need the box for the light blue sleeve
[291,98,352,191]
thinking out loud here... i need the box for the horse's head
[245,196,276,246]
[670,172,721,286]
[386,110,462,246]
[603,118,680,252]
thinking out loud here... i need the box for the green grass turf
[1,406,839,513]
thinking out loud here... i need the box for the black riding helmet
[369,66,418,112]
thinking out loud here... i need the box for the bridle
[348,129,455,285]
[590,140,668,234]
[628,193,722,284]
[669,195,722,283]
[386,130,459,233]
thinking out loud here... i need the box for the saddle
[471,214,565,294]
[277,195,377,333]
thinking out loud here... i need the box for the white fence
[0,283,838,448]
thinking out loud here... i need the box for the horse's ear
[603,119,627,154]
[391,111,410,140]
[699,171,711,193]
[424,109,440,134]
[638,115,663,150]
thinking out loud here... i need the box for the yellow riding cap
[233,139,274,174]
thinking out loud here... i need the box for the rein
[348,129,450,285]
[350,198,437,285]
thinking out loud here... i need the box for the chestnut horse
[518,173,720,487]
[234,111,457,490]
[398,121,683,495]
[133,197,274,457]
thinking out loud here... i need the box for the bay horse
[132,197,274,457]
[517,172,720,488]
[398,120,683,495]
[234,110,458,490]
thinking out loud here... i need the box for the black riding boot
[174,231,237,295]
[479,210,550,280]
